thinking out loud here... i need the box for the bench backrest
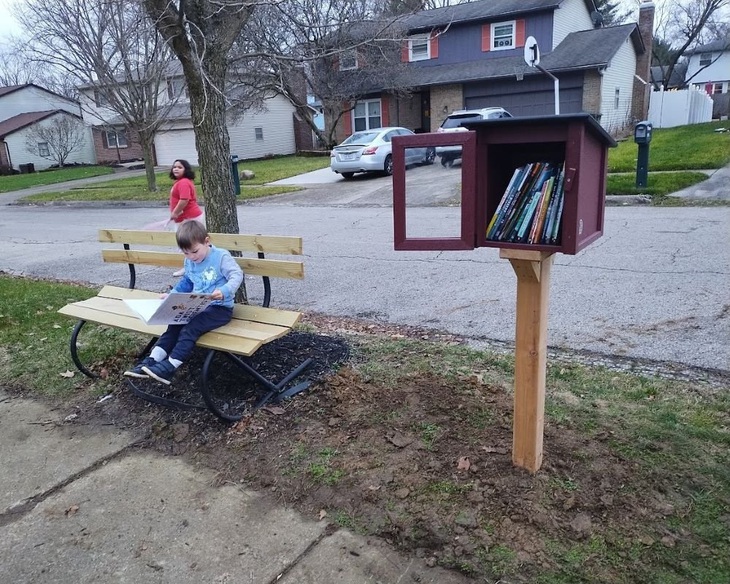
[98,229,304,307]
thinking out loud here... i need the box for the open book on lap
[124,292,214,325]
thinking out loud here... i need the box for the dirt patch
[37,315,709,582]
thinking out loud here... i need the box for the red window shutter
[401,41,409,62]
[381,96,389,126]
[430,31,439,59]
[481,24,491,52]
[516,19,526,47]
[343,102,352,135]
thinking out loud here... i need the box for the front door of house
[421,92,431,133]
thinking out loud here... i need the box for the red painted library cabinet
[391,114,617,473]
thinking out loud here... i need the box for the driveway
[263,161,463,207]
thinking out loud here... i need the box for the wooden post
[500,249,555,473]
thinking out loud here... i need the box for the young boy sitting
[124,221,243,384]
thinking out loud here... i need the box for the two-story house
[329,0,654,142]
[685,37,730,119]
[0,84,96,171]
[78,71,313,167]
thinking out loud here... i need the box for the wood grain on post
[500,249,555,473]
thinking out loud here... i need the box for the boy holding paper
[124,221,243,384]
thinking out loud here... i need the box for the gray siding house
[330,0,655,141]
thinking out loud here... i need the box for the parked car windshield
[441,114,485,129]
[340,131,381,146]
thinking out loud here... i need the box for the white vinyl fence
[648,86,714,128]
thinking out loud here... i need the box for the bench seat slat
[69,296,292,343]
[101,250,304,279]
[98,229,303,255]
[58,303,269,357]
[97,286,302,327]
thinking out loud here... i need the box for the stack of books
[486,162,565,245]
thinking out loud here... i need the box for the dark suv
[436,107,512,167]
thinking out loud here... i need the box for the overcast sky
[0,0,21,45]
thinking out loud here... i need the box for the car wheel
[423,147,436,165]
[341,172,355,180]
[384,154,393,176]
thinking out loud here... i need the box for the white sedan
[330,127,435,179]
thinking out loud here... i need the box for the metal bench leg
[125,378,206,412]
[200,350,314,422]
[70,320,99,379]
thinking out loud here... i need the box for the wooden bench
[58,229,311,422]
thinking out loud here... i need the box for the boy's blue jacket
[172,245,243,307]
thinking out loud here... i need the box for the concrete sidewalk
[0,389,471,583]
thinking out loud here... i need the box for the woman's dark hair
[169,159,195,180]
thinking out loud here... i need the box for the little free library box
[391,114,617,473]
[392,113,617,255]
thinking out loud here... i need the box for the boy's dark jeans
[156,305,233,363]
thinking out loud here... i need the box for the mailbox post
[230,154,241,196]
[634,121,652,188]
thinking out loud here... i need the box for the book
[541,164,565,244]
[496,163,545,240]
[528,174,555,243]
[511,164,552,242]
[488,165,533,239]
[124,292,214,325]
[486,166,523,237]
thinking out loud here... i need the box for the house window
[353,99,381,131]
[105,129,128,149]
[167,77,188,100]
[699,53,713,67]
[614,87,620,109]
[409,35,430,61]
[492,21,515,50]
[254,127,264,140]
[339,50,358,70]
[711,82,724,94]
[94,89,110,107]
[38,142,50,157]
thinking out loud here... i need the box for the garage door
[155,129,199,166]
[464,73,584,117]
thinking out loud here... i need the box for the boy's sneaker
[142,360,177,385]
[123,356,157,378]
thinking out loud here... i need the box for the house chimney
[633,1,655,121]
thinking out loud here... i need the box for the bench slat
[58,303,267,356]
[98,229,303,255]
[101,250,304,279]
[71,296,291,342]
[97,286,302,328]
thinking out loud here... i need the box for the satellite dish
[524,36,540,67]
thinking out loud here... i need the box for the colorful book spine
[490,163,536,240]
[541,164,565,244]
[486,166,523,238]
[498,163,544,240]
[528,175,554,244]
[486,161,567,245]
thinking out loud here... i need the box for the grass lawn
[606,171,709,196]
[0,165,115,193]
[608,121,730,172]
[21,155,330,203]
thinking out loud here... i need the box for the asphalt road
[1,162,728,376]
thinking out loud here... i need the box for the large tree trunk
[137,129,158,192]
[187,66,238,235]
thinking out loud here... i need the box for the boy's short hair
[176,221,209,250]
